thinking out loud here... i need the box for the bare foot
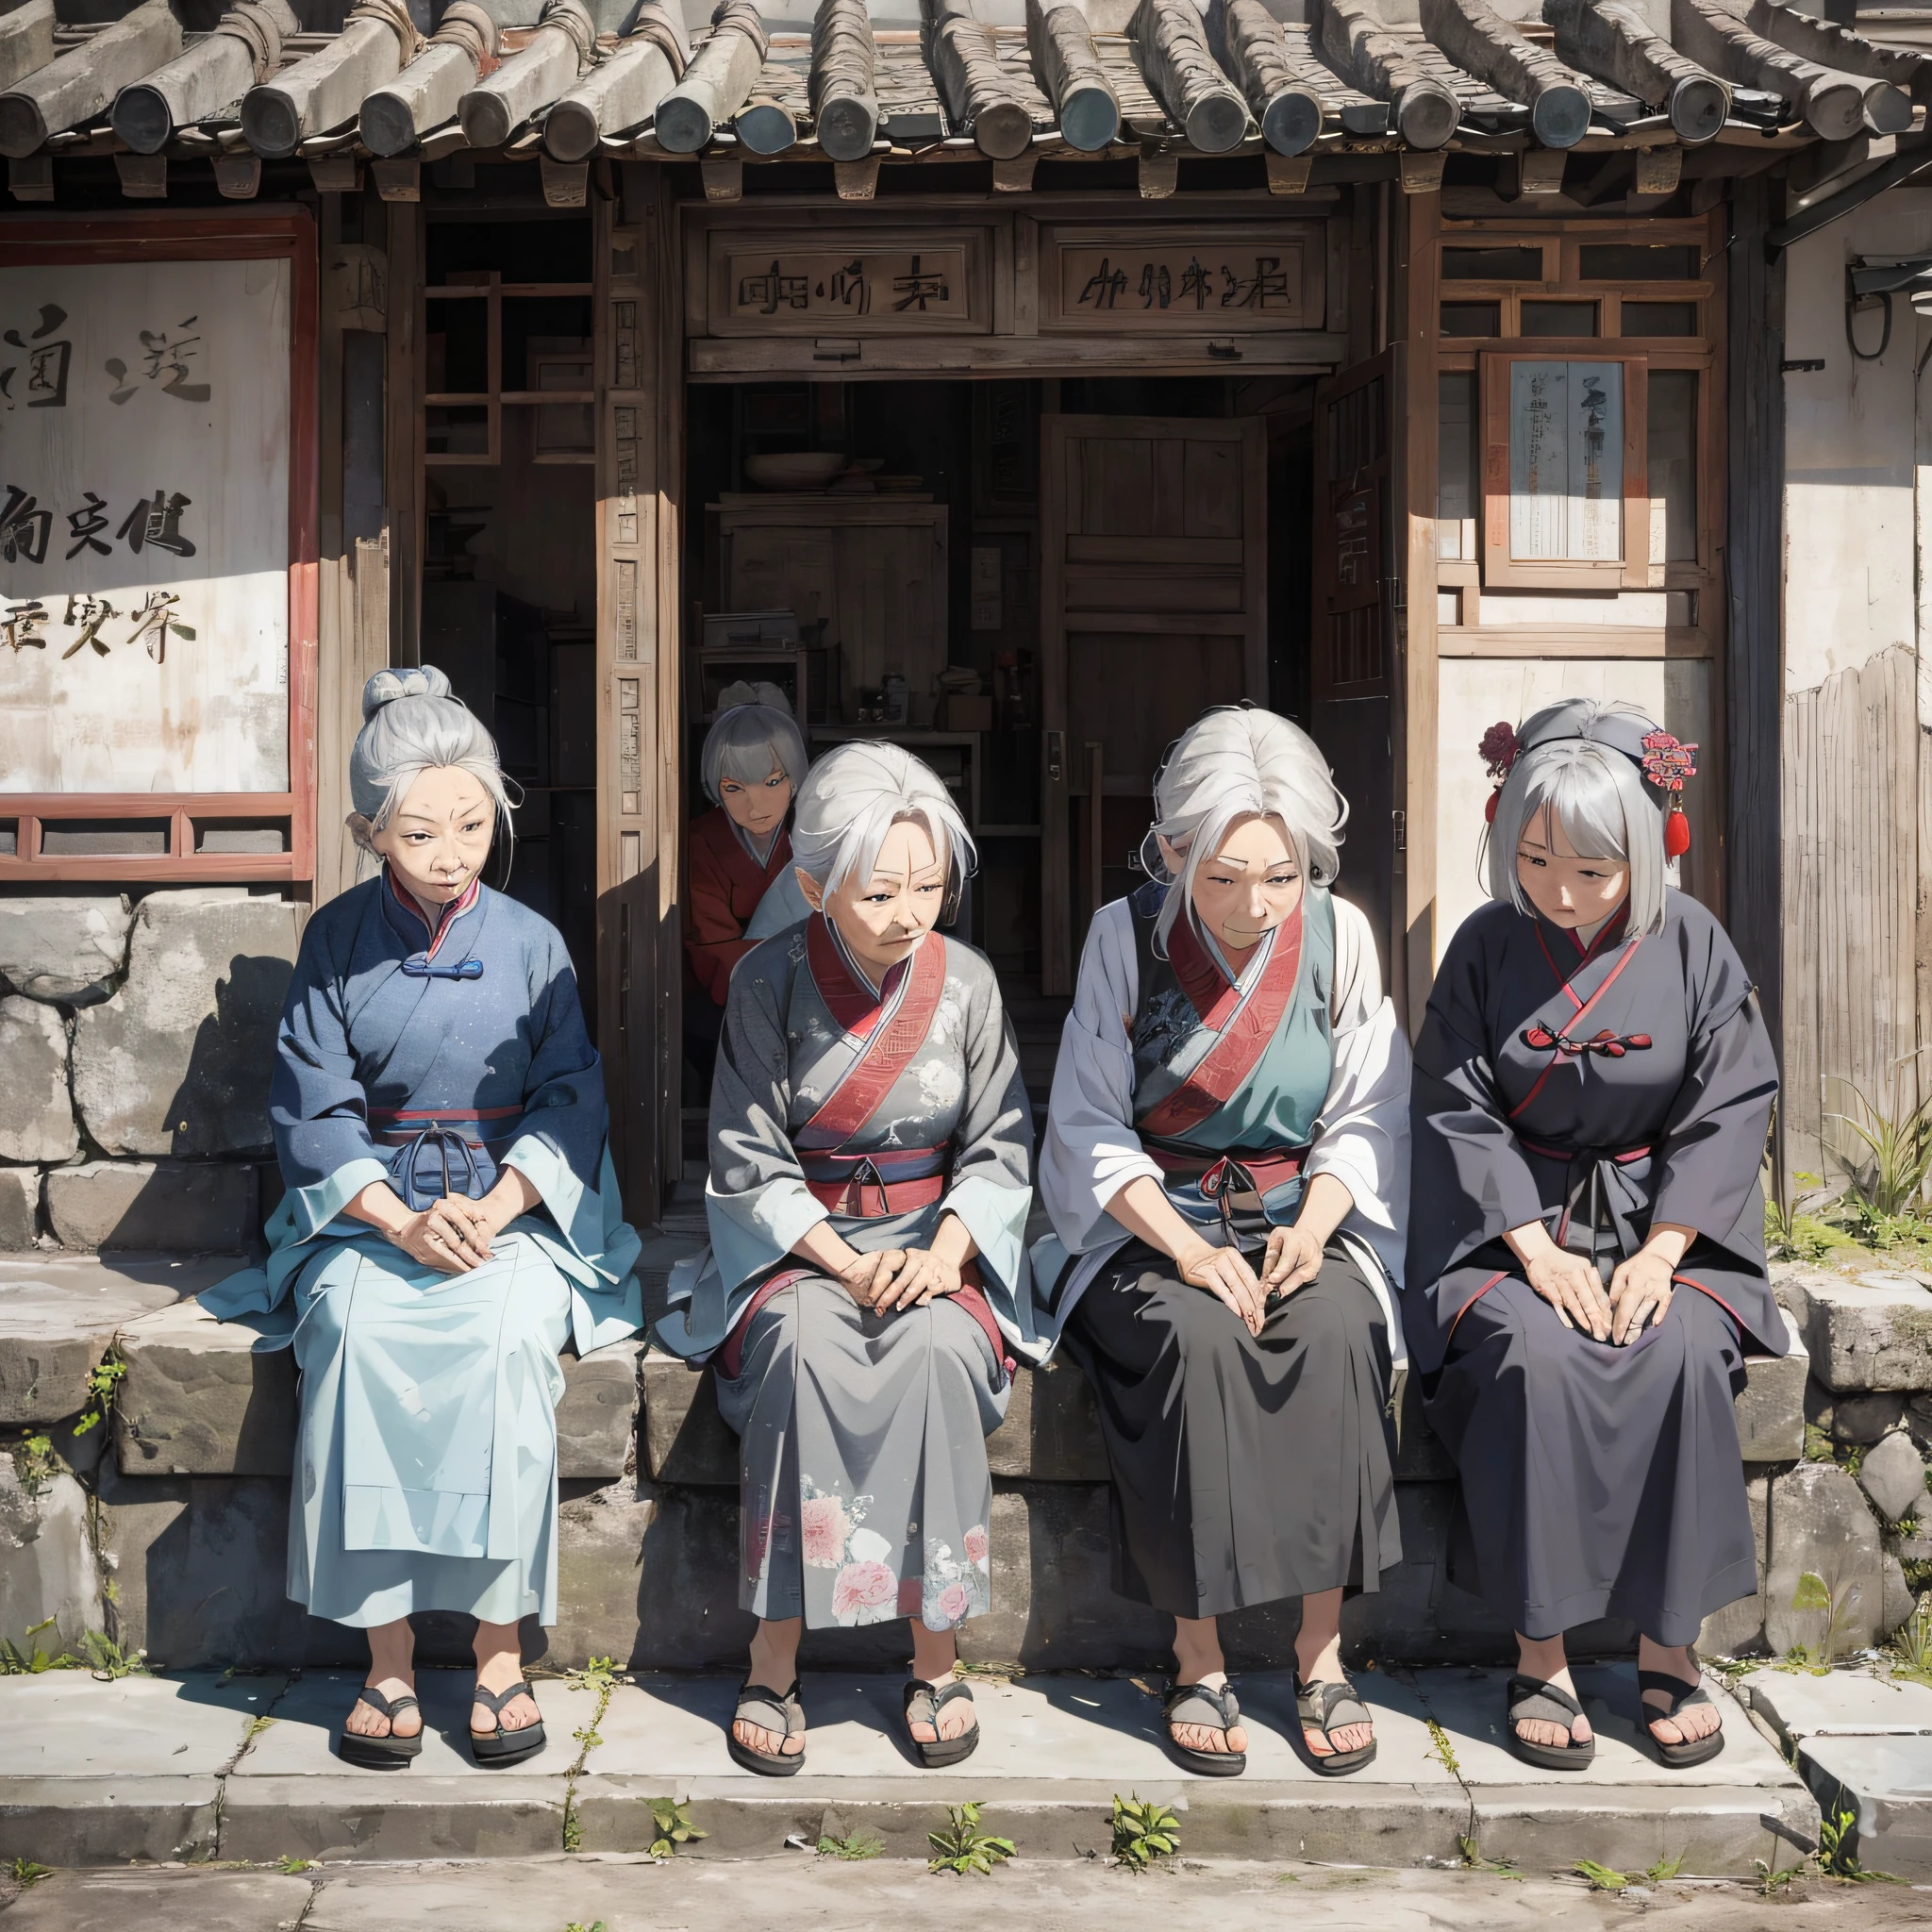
[1513,1632,1592,1753]
[1172,1613,1248,1757]
[1639,1638,1721,1748]
[734,1616,806,1761]
[346,1619,421,1740]
[472,1618,541,1740]
[1296,1587,1371,1758]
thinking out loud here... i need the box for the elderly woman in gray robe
[1033,707,1409,1778]
[658,742,1032,1775]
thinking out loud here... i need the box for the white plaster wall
[1782,188,1932,697]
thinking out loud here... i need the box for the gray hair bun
[715,678,791,717]
[361,664,453,721]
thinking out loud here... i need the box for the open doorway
[416,212,601,1031]
[681,372,1336,1107]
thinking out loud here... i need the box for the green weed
[1788,1570,1862,1670]
[1645,1852,1685,1883]
[564,1922,608,1932]
[927,1801,1014,1876]
[0,1617,64,1675]
[1456,1834,1522,1878]
[1892,1595,1932,1682]
[1754,1856,1807,1896]
[1818,1799,1899,1883]
[276,1855,315,1874]
[70,1358,125,1439]
[1109,1793,1180,1871]
[564,1656,617,1694]
[816,1827,885,1861]
[1424,1717,1461,1777]
[75,1630,147,1679]
[647,1796,707,1858]
[8,1858,51,1889]
[9,1434,55,1500]
[1574,1859,1627,1892]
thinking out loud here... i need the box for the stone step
[0,1664,1818,1877]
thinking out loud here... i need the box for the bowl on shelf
[743,452,848,490]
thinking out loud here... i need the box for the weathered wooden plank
[546,35,681,161]
[1417,0,1590,148]
[1672,0,1904,141]
[1319,0,1458,149]
[1739,0,1930,102]
[362,4,498,159]
[1027,0,1119,154]
[113,0,295,155]
[242,10,412,159]
[811,0,880,162]
[1133,0,1247,154]
[1546,0,1728,144]
[0,0,178,157]
[459,0,594,148]
[0,1,57,97]
[1218,0,1323,158]
[656,0,768,153]
[925,0,1034,159]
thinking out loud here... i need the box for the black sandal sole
[1506,1731,1596,1772]
[469,1724,545,1766]
[1165,1738,1247,1776]
[910,1725,980,1769]
[727,1732,808,1776]
[338,1734,421,1769]
[1296,1736,1377,1778]
[1652,1728,1724,1768]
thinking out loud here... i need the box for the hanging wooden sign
[702,225,993,337]
[1040,223,1324,333]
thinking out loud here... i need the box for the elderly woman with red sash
[1033,707,1410,1779]
[658,741,1031,1776]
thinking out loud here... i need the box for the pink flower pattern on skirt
[831,1559,897,1620]
[935,1581,971,1624]
[801,1494,849,1568]
[962,1524,989,1566]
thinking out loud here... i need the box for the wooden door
[1311,350,1398,988]
[1039,414,1268,994]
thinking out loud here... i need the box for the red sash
[1137,903,1305,1140]
[796,916,948,1150]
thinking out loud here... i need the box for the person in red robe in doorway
[684,683,810,1088]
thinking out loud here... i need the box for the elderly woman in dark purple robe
[1407,699,1781,1773]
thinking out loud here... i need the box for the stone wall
[0,891,299,1254]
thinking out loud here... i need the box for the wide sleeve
[268,919,391,1241]
[703,944,830,1296]
[1407,912,1547,1291]
[937,955,1034,1307]
[1650,913,1778,1262]
[497,929,635,1287]
[1039,901,1163,1255]
[1307,897,1411,1285]
[685,821,756,1004]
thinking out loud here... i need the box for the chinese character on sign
[1,600,47,651]
[1138,263,1174,310]
[738,262,810,315]
[0,304,71,410]
[124,589,194,664]
[1178,258,1213,310]
[115,490,196,558]
[0,485,50,564]
[106,318,210,405]
[829,258,871,315]
[891,256,949,312]
[1222,256,1290,310]
[60,592,116,660]
[1076,258,1128,310]
[65,492,110,560]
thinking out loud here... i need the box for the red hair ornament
[1641,730,1698,858]
[1479,721,1519,825]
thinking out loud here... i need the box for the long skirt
[715,1278,1008,1631]
[1063,1240,1400,1619]
[289,1232,572,1629]
[1424,1273,1755,1645]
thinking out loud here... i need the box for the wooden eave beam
[112,0,296,155]
[1027,0,1119,153]
[0,0,56,97]
[458,0,595,149]
[1544,0,1728,144]
[0,0,177,158]
[924,0,1034,160]
[362,4,500,159]
[811,0,880,162]
[655,0,769,154]
[242,11,408,159]
[1320,0,1460,148]
[1215,0,1324,157]
[1418,0,1588,146]
[1132,0,1247,154]
[546,0,686,162]
[1671,0,1908,139]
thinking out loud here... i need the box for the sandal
[1505,1673,1596,1772]
[1162,1680,1246,1777]
[1293,1674,1377,1777]
[337,1684,423,1770]
[727,1678,808,1776]
[469,1680,546,1766]
[903,1677,979,1768]
[1639,1661,1725,1768]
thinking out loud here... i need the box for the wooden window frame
[1481,346,1652,591]
[0,208,318,885]
[425,270,595,469]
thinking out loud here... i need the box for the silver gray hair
[790,740,975,896]
[701,681,808,804]
[346,665,513,851]
[1141,706,1346,955]
[1488,701,1670,935]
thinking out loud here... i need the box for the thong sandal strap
[472,1679,537,1718]
[1507,1673,1588,1737]
[903,1678,976,1724]
[351,1685,420,1730]
[1297,1676,1371,1740]
[1638,1671,1713,1718]
[736,1679,806,1740]
[1164,1680,1240,1738]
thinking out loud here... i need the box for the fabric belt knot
[401,953,484,980]
[1517,1137,1656,1275]
[1521,1024,1653,1058]
[799,1144,949,1218]
[1146,1141,1308,1243]
[391,1124,485,1211]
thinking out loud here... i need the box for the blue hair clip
[401,955,485,979]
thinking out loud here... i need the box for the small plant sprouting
[276,1855,315,1874]
[1424,1717,1461,1778]
[926,1801,1015,1876]
[563,1921,608,1932]
[1574,1859,1627,1892]
[816,1827,886,1861]
[9,1434,55,1501]
[1644,1852,1686,1884]
[8,1858,51,1890]
[647,1796,707,1858]
[1817,1799,1900,1884]
[0,1617,63,1676]
[565,1656,617,1694]
[70,1358,125,1439]
[1109,1793,1181,1871]
[76,1631,147,1680]
[1754,1856,1807,1897]
[1789,1570,1863,1671]
[1455,1835,1522,1879]
[1892,1595,1932,1681]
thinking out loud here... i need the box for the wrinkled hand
[1524,1245,1612,1341]
[389,1193,493,1274]
[1260,1224,1324,1303]
[871,1247,964,1313]
[1608,1246,1675,1344]
[1178,1239,1265,1337]
[835,1248,905,1310]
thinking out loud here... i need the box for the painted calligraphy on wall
[0,258,291,792]
[1507,359,1624,563]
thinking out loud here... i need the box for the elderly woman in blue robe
[658,741,1032,1776]
[202,666,641,1770]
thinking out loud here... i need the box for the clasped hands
[1175,1224,1324,1338]
[1507,1218,1692,1344]
[349,1166,541,1274]
[795,1212,979,1315]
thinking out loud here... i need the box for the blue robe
[201,871,642,1628]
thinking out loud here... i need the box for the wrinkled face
[797,816,947,987]
[720,763,792,840]
[1515,804,1629,929]
[371,765,494,908]
[1163,812,1304,960]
